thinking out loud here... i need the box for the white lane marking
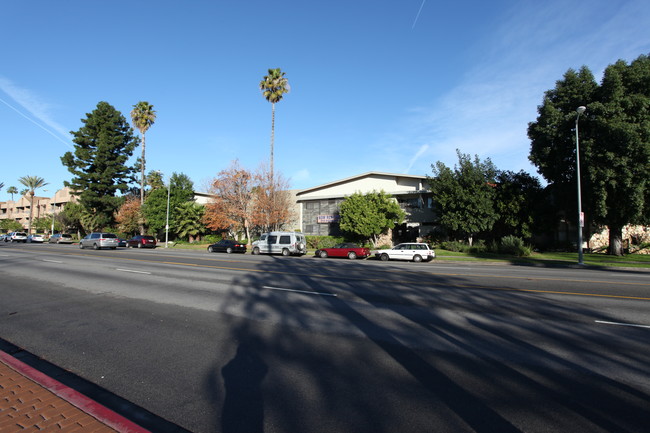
[42,259,63,263]
[595,320,650,329]
[116,268,151,275]
[263,286,337,297]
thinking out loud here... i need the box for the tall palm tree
[130,101,157,205]
[7,186,18,200]
[259,68,290,181]
[18,176,48,235]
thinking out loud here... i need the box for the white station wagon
[375,243,435,262]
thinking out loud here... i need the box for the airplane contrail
[412,0,426,29]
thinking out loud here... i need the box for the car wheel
[252,247,260,255]
[208,246,214,253]
[413,254,423,263]
[226,247,233,254]
[348,251,357,260]
[93,243,99,250]
[380,253,389,261]
[137,243,142,248]
[319,250,328,258]
[282,248,290,256]
[79,243,84,249]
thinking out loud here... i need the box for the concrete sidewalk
[1,350,150,432]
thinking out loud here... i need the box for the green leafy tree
[142,172,194,236]
[146,170,164,191]
[260,68,290,180]
[7,186,18,200]
[428,150,498,245]
[32,217,53,233]
[18,175,48,235]
[130,102,157,205]
[61,101,138,229]
[59,202,85,236]
[529,55,650,255]
[174,202,205,242]
[492,170,544,240]
[1,220,23,232]
[339,190,405,247]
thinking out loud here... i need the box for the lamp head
[577,106,586,114]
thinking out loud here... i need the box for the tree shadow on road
[221,337,268,433]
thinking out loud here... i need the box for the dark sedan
[207,239,247,254]
[126,235,157,248]
[315,243,371,259]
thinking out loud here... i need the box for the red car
[126,235,157,248]
[315,243,371,260]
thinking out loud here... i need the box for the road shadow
[221,337,268,433]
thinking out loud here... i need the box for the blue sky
[1,0,649,201]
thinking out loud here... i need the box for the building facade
[296,172,436,242]
[0,187,77,233]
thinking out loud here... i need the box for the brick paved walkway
[0,350,149,432]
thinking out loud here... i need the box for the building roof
[296,171,428,197]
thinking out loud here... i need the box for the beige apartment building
[0,187,76,233]
[296,172,436,242]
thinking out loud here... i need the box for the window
[279,235,291,244]
[268,235,277,244]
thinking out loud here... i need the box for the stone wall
[588,225,650,254]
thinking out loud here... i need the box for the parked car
[117,238,127,247]
[375,243,435,262]
[79,232,119,250]
[207,239,247,254]
[27,234,45,243]
[8,232,28,243]
[1,234,11,242]
[315,243,371,260]
[48,233,74,244]
[126,235,157,248]
[251,232,307,256]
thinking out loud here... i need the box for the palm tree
[18,176,48,235]
[7,186,18,200]
[130,102,157,205]
[259,68,290,181]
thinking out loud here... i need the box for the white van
[251,232,307,256]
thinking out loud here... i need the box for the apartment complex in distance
[0,187,76,233]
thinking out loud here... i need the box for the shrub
[305,236,346,250]
[499,235,532,257]
[202,234,223,244]
[440,240,467,252]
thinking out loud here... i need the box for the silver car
[79,232,119,250]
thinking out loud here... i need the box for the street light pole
[165,178,170,248]
[575,106,586,265]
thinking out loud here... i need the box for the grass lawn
[435,249,650,269]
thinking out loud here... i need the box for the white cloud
[0,77,73,147]
[387,0,650,177]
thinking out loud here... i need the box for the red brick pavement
[0,350,150,433]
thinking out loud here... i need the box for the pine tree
[61,102,137,229]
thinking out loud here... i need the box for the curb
[0,350,151,433]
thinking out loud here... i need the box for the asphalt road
[1,242,649,433]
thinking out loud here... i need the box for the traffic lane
[2,272,649,433]
[3,248,649,372]
[11,242,650,295]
